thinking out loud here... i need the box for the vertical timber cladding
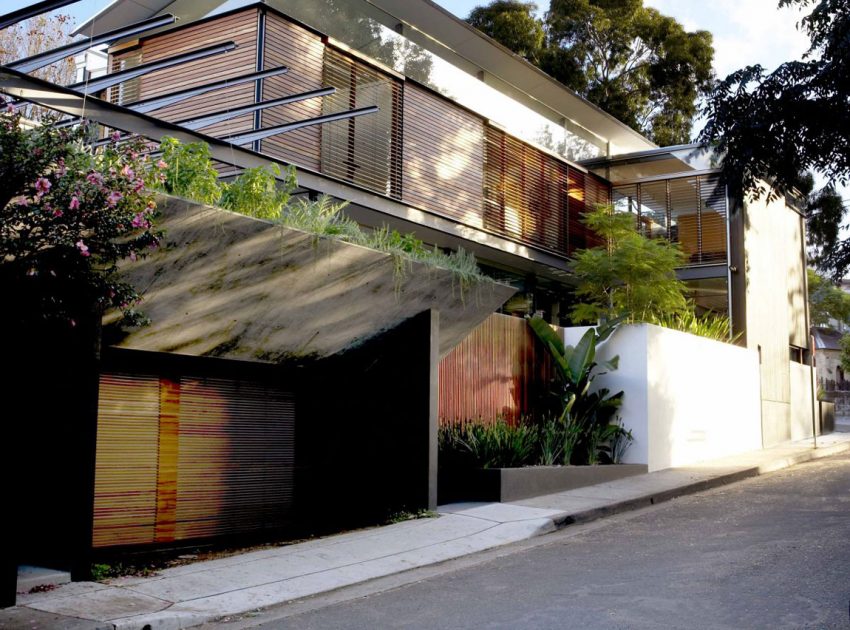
[109,9,259,136]
[438,313,555,424]
[483,126,611,257]
[401,82,485,227]
[93,371,295,548]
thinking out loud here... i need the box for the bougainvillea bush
[0,103,164,327]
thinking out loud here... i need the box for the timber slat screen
[613,174,728,266]
[94,371,295,548]
[109,9,259,138]
[439,313,555,424]
[484,126,610,256]
[105,6,614,259]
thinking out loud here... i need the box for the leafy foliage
[466,0,714,145]
[468,1,545,61]
[0,107,164,326]
[154,138,487,285]
[808,268,850,328]
[527,315,631,465]
[699,0,849,213]
[439,418,539,469]
[158,137,221,205]
[220,163,297,220]
[569,204,689,324]
[650,308,738,343]
[840,333,850,374]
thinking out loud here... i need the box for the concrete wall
[737,186,809,445]
[564,324,762,472]
[789,361,818,441]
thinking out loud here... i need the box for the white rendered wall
[564,323,762,471]
[789,361,817,441]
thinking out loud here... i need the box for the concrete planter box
[439,464,648,503]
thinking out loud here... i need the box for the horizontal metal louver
[699,174,728,263]
[93,370,295,548]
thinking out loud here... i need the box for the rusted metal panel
[438,313,555,424]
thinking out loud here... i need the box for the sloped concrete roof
[106,195,516,361]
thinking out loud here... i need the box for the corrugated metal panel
[438,313,554,424]
[320,47,402,198]
[93,371,295,548]
[260,12,325,170]
[402,82,485,227]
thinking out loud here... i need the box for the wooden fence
[438,313,555,424]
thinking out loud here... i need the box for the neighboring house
[0,0,812,560]
[813,326,846,391]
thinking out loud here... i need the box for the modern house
[0,0,816,583]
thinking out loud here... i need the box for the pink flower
[111,131,121,142]
[86,172,103,186]
[6,103,14,113]
[56,158,66,178]
[106,191,123,207]
[34,178,51,196]
[121,165,135,179]
[129,251,137,262]
[52,207,63,217]
[69,196,80,210]
[131,213,148,228]
[76,240,90,257]
[156,160,168,169]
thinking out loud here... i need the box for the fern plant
[157,137,221,205]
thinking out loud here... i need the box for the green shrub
[439,418,538,469]
[220,163,297,220]
[650,307,739,342]
[158,137,221,205]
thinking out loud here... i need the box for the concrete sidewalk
[7,433,850,630]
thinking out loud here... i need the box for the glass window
[268,0,607,161]
[683,277,728,315]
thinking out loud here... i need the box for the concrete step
[17,566,71,593]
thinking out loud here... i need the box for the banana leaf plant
[527,315,629,464]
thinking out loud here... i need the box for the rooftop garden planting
[155,136,486,288]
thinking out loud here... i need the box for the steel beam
[176,87,336,131]
[224,106,378,145]
[0,0,80,30]
[66,42,237,95]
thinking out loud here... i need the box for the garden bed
[438,464,648,503]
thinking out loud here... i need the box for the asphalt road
[228,452,850,630]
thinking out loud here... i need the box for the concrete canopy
[107,195,516,362]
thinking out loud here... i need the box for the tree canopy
[808,268,850,328]
[466,0,714,146]
[569,204,689,324]
[700,0,850,274]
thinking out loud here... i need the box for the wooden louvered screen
[402,83,485,226]
[698,174,728,263]
[260,12,325,169]
[485,125,610,256]
[108,50,142,105]
[612,174,728,267]
[109,9,259,138]
[320,47,402,198]
[94,371,295,548]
